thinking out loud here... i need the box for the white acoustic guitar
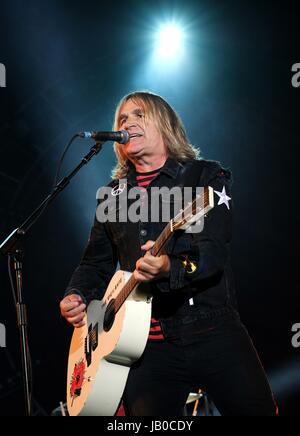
[66,187,214,416]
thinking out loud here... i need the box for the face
[117,99,166,160]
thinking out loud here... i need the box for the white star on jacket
[214,186,231,210]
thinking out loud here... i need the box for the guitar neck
[113,186,211,314]
[114,221,174,313]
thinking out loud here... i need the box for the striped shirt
[136,168,165,341]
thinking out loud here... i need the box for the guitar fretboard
[114,221,173,312]
[113,187,210,314]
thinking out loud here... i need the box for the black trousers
[123,315,277,416]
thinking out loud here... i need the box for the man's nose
[123,119,137,131]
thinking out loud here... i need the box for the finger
[65,303,86,318]
[60,294,83,310]
[68,294,83,302]
[134,270,154,282]
[61,301,81,313]
[136,258,157,275]
[61,301,85,315]
[67,313,86,325]
[138,261,158,276]
[142,255,165,271]
[65,295,83,306]
[142,255,161,268]
[144,250,154,259]
[141,240,155,252]
[144,253,169,267]
[73,320,86,328]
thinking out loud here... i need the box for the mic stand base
[10,248,32,416]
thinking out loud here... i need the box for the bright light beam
[156,24,185,59]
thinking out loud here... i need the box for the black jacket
[65,158,239,339]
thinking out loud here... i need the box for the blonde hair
[112,91,200,179]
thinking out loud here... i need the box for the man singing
[60,91,276,416]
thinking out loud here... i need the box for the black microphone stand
[0,140,104,416]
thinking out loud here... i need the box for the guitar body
[67,270,152,416]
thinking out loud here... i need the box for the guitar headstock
[171,186,214,231]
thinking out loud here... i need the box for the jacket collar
[126,157,181,186]
[160,157,182,179]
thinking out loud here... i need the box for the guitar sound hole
[103,299,116,332]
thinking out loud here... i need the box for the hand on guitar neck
[134,240,171,283]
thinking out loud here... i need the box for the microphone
[78,129,130,144]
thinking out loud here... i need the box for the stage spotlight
[156,24,184,58]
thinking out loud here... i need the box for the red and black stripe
[136,168,165,341]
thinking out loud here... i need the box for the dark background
[0,0,299,416]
